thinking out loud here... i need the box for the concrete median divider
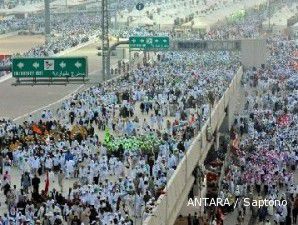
[0,31,21,39]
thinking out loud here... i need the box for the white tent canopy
[130,16,154,27]
[294,22,298,28]
[192,17,210,30]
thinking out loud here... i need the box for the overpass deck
[144,67,244,225]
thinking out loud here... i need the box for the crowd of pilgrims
[0,0,239,33]
[0,2,296,225]
[1,0,282,81]
[0,0,270,70]
[0,0,155,10]
[0,47,240,225]
[212,37,298,225]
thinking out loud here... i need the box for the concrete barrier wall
[0,31,20,39]
[143,66,243,225]
[287,13,298,27]
[56,35,98,56]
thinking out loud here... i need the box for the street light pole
[114,0,119,29]
[268,0,271,29]
[101,0,110,81]
[44,0,51,45]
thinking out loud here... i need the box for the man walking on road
[32,174,40,193]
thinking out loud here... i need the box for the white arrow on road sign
[17,62,24,69]
[140,39,145,43]
[60,61,66,69]
[155,39,159,43]
[33,62,39,69]
[132,39,136,43]
[163,39,168,43]
[75,61,82,68]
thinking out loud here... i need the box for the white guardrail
[0,31,21,39]
[143,66,244,225]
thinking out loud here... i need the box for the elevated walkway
[143,67,244,225]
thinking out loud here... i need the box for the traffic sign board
[12,57,87,78]
[129,36,170,50]
[136,2,144,11]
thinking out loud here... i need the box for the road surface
[0,35,44,55]
[0,42,129,120]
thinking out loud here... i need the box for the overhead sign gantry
[129,36,170,51]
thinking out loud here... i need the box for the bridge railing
[143,66,243,225]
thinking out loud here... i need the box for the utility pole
[101,0,110,81]
[268,0,271,30]
[114,0,119,29]
[44,0,50,45]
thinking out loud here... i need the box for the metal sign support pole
[129,49,132,71]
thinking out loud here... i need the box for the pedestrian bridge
[116,38,266,68]
[143,66,244,225]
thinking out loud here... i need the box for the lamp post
[268,0,271,30]
[101,0,110,81]
[44,0,51,45]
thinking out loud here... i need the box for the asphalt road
[0,41,128,120]
[0,35,45,55]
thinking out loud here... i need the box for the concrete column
[215,129,220,151]
[198,175,207,216]
[219,106,230,134]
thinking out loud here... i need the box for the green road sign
[12,57,87,78]
[129,36,170,50]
